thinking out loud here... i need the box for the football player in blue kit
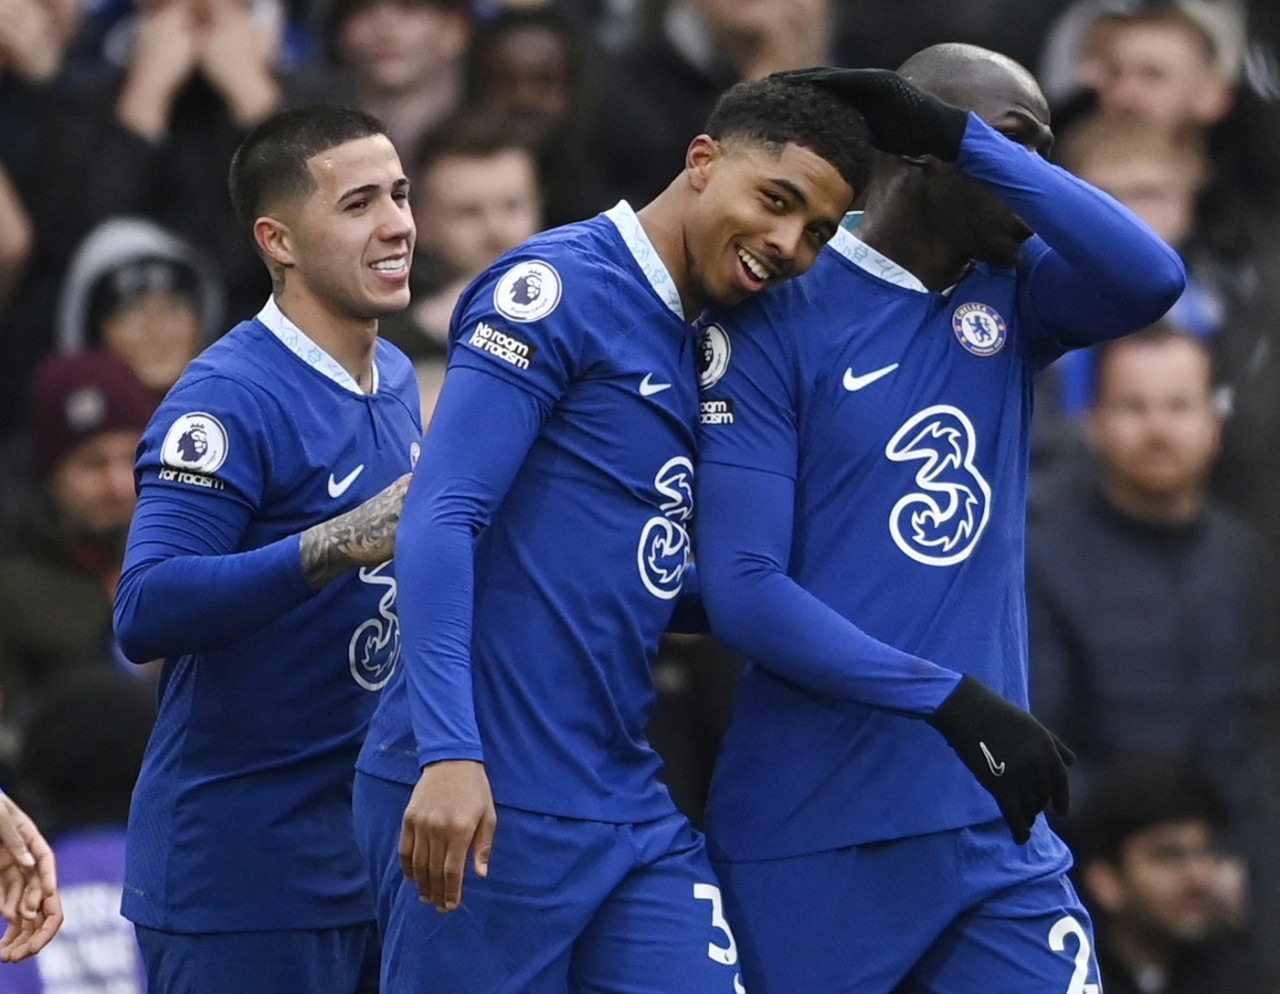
[112,106,423,993]
[694,46,1187,994]
[351,75,873,993]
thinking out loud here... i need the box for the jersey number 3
[694,883,746,993]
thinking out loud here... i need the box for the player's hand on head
[925,675,1074,844]
[775,67,969,162]
[400,760,497,913]
[0,792,63,961]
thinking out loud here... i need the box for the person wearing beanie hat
[0,349,155,736]
[56,216,225,399]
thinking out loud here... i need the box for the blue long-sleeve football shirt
[116,301,422,931]
[358,202,701,824]
[695,115,1185,860]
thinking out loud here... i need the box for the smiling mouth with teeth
[372,259,406,273]
[738,247,770,283]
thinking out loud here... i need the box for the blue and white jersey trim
[828,226,930,294]
[257,297,381,395]
[605,200,685,321]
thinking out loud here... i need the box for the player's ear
[686,135,722,193]
[255,216,296,268]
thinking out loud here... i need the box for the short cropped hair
[1091,319,1216,405]
[411,113,532,181]
[229,104,389,234]
[1057,110,1204,181]
[1068,754,1228,865]
[706,75,875,195]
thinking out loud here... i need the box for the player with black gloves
[694,46,1185,994]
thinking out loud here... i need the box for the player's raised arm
[787,65,1186,345]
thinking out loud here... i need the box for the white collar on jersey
[605,200,686,321]
[828,217,931,294]
[257,297,380,396]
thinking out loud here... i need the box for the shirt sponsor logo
[885,405,991,566]
[951,302,1007,356]
[469,321,538,371]
[493,260,562,322]
[698,324,731,389]
[350,562,400,691]
[700,398,735,425]
[638,456,693,599]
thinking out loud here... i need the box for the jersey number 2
[1049,915,1099,994]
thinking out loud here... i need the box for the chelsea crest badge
[951,302,1007,357]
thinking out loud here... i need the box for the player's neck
[274,292,380,393]
[856,207,970,293]
[636,188,703,320]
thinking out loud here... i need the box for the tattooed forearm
[300,473,412,589]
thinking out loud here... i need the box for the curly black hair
[705,74,875,195]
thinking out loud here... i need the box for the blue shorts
[353,770,746,994]
[713,818,1101,994]
[134,921,379,994]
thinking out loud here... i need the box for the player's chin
[367,286,412,316]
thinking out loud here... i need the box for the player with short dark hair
[693,46,1186,993]
[114,104,423,993]
[352,73,871,993]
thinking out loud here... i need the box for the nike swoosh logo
[843,363,899,392]
[979,741,1006,777]
[327,465,365,499]
[640,372,673,396]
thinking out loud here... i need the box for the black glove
[926,675,1074,844]
[777,67,969,162]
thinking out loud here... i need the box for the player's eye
[762,191,786,211]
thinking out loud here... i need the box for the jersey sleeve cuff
[417,746,486,769]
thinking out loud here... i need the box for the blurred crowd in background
[2,0,1280,990]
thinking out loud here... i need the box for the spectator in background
[2,670,155,992]
[1027,324,1280,966]
[380,114,543,362]
[1048,2,1280,311]
[1058,113,1214,335]
[0,351,155,738]
[463,6,629,225]
[0,0,294,445]
[1067,756,1272,994]
[312,0,471,157]
[836,0,1073,82]
[0,0,93,435]
[1043,113,1219,416]
[1089,1,1236,129]
[56,216,224,401]
[614,0,842,205]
